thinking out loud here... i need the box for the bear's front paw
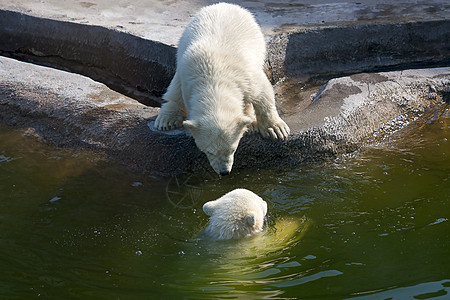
[154,114,183,131]
[258,118,290,141]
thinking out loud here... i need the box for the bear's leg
[155,72,185,131]
[243,103,257,133]
[251,72,290,141]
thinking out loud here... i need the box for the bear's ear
[246,214,256,226]
[261,200,268,216]
[183,120,199,131]
[203,201,217,216]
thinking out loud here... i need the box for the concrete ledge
[1,8,449,105]
[267,20,450,83]
[0,10,176,107]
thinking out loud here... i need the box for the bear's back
[177,3,266,67]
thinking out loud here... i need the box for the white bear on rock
[202,189,268,240]
[154,3,290,175]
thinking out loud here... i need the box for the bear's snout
[219,169,230,176]
[205,152,234,176]
[215,162,232,176]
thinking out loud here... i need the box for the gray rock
[1,56,448,176]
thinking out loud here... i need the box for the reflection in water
[0,107,448,298]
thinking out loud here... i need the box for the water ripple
[0,154,15,163]
[349,279,450,300]
[272,269,343,288]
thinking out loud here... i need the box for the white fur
[155,3,290,175]
[203,189,267,240]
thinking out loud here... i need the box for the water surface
[0,110,448,299]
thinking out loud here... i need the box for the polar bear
[154,3,290,175]
[202,188,267,240]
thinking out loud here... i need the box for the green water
[0,111,449,299]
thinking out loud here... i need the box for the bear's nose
[219,170,230,176]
